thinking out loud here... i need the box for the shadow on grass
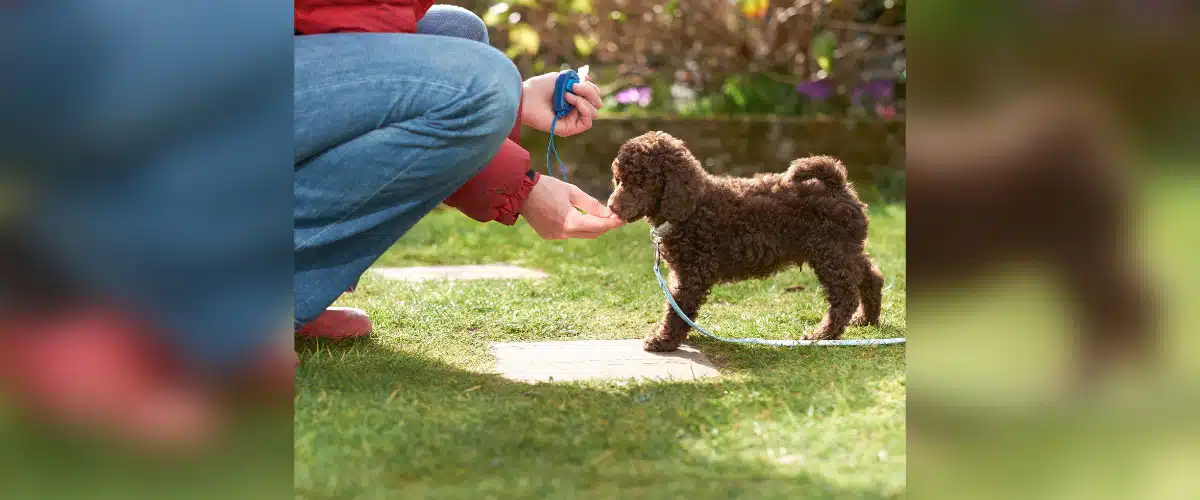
[295,338,903,499]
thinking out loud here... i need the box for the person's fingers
[578,102,596,129]
[562,211,625,238]
[564,95,596,132]
[567,185,613,217]
[571,82,604,109]
[566,221,623,239]
[563,92,597,122]
[562,91,579,108]
[560,94,581,134]
[570,82,603,109]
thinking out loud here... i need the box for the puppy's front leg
[645,272,713,352]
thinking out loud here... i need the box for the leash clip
[552,70,580,119]
[545,69,580,182]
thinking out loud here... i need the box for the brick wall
[521,117,905,198]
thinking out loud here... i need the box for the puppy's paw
[849,313,875,327]
[643,336,682,352]
[849,305,881,327]
[802,328,842,341]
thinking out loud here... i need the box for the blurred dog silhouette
[908,93,1157,386]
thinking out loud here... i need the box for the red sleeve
[443,97,537,225]
[295,0,435,34]
[414,0,434,19]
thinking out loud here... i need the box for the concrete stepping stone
[372,264,548,282]
[490,339,720,383]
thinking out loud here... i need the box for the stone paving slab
[490,339,720,383]
[372,264,548,282]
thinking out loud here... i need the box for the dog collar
[651,221,674,240]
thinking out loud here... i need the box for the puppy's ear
[659,147,704,222]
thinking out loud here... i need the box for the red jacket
[295,0,537,225]
[296,0,433,35]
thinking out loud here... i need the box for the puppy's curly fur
[608,131,883,351]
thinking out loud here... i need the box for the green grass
[908,177,1200,500]
[294,203,907,499]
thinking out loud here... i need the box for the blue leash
[546,69,580,182]
[651,227,906,347]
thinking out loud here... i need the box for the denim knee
[482,52,522,135]
[451,45,521,152]
[417,5,489,44]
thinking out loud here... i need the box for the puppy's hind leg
[850,256,884,327]
[803,254,862,341]
[645,271,713,352]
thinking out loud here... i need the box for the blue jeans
[293,11,520,326]
[418,5,490,44]
[3,3,292,375]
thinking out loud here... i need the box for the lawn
[294,202,908,499]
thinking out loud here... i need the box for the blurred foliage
[466,0,905,118]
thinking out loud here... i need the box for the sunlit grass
[295,203,907,499]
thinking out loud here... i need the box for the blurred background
[1,3,293,499]
[905,1,1200,499]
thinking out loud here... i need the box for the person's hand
[520,69,604,137]
[520,175,624,239]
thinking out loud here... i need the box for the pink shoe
[0,307,217,450]
[295,307,372,339]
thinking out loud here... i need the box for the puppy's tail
[785,156,847,188]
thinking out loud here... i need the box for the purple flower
[859,79,894,100]
[795,80,833,101]
[615,87,652,107]
[850,79,895,108]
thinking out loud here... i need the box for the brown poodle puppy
[607,131,884,352]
